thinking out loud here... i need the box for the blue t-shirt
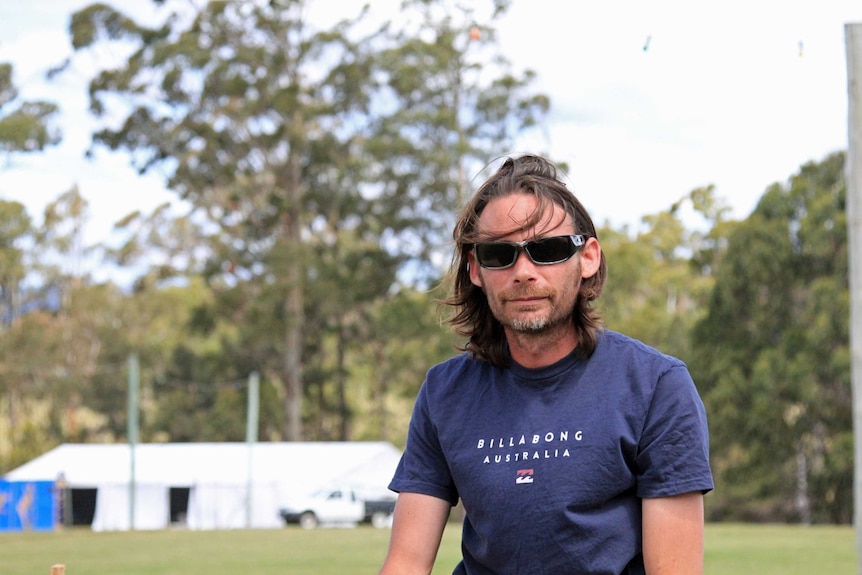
[389,329,713,575]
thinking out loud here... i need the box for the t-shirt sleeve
[635,363,714,498]
[388,381,460,506]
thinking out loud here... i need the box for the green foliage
[349,287,458,445]
[0,199,31,327]
[69,3,161,50]
[366,0,549,282]
[71,0,401,439]
[692,152,849,523]
[0,62,61,153]
[599,186,726,360]
[0,102,60,152]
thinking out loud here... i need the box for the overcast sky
[2,0,862,262]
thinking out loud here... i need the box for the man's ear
[467,250,483,287]
[579,237,602,279]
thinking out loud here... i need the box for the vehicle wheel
[298,511,319,530]
[370,510,391,529]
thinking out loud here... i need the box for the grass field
[2,523,856,574]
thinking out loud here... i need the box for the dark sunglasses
[473,235,587,270]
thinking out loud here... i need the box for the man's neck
[505,327,578,369]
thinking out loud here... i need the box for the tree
[0,59,62,325]
[357,287,457,445]
[70,0,387,440]
[300,225,402,439]
[5,189,119,446]
[104,202,210,292]
[0,62,61,156]
[692,152,850,523]
[368,0,550,283]
[0,200,31,328]
[599,185,729,361]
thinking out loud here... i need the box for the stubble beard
[481,259,583,336]
[510,312,554,333]
[496,275,582,336]
[506,301,570,334]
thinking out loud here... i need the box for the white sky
[1,0,862,268]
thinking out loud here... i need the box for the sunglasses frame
[473,234,587,270]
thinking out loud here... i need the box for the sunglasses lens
[475,243,518,268]
[527,237,575,263]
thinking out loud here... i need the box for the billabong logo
[516,469,534,484]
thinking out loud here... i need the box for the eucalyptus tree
[0,200,30,328]
[368,0,551,284]
[0,248,129,466]
[0,61,61,324]
[0,62,61,156]
[0,189,95,465]
[29,188,101,441]
[599,185,730,360]
[356,286,457,445]
[69,0,391,440]
[0,200,33,472]
[692,152,850,523]
[300,224,403,439]
[0,188,108,467]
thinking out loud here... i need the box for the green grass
[2,523,856,575]
[705,523,857,574]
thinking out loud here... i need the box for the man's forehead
[478,194,572,234]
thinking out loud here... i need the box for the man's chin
[508,317,550,333]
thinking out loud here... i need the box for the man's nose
[509,248,538,280]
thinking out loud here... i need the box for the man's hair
[443,154,607,367]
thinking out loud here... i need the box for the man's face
[466,193,586,336]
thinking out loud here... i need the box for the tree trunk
[794,445,811,525]
[282,126,304,441]
[283,272,303,441]
[336,321,349,441]
[373,343,388,441]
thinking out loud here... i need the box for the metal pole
[245,371,260,528]
[127,354,140,531]
[845,22,862,575]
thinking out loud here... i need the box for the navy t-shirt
[389,329,714,575]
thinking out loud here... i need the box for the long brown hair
[443,154,607,367]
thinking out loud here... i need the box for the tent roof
[4,442,401,495]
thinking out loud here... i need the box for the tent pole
[246,371,260,528]
[127,354,140,531]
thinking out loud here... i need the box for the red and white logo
[516,469,534,484]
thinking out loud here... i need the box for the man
[378,154,713,575]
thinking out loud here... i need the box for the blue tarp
[0,480,56,531]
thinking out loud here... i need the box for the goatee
[510,316,550,333]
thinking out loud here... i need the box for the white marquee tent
[3,442,402,531]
